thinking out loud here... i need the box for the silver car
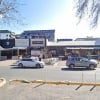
[17,58,45,68]
[66,57,98,69]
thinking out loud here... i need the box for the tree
[75,0,100,27]
[0,0,21,25]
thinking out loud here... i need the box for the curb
[0,78,6,87]
[9,79,100,86]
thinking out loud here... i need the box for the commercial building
[0,38,47,60]
[46,39,100,58]
[20,29,55,41]
[0,29,100,60]
[0,30,15,39]
[0,39,29,60]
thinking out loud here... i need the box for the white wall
[0,33,10,39]
[15,39,29,47]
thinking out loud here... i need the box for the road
[0,60,100,83]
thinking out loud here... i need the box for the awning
[0,46,27,51]
[66,47,94,50]
[12,47,27,50]
[0,46,4,50]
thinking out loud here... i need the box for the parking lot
[0,81,100,100]
[0,59,100,100]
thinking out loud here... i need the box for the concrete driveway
[0,60,17,67]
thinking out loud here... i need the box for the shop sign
[0,39,15,48]
[31,39,45,47]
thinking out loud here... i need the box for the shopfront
[47,41,100,58]
[30,38,46,58]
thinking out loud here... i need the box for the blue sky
[20,0,70,28]
[1,0,100,40]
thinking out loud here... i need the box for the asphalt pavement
[0,82,100,100]
[0,59,100,100]
[0,60,17,67]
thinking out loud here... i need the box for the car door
[75,57,82,67]
[30,59,36,67]
[27,59,34,67]
[80,58,89,67]
[22,59,29,67]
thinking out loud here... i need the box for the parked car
[66,57,98,69]
[17,58,45,68]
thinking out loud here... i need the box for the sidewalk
[0,60,17,67]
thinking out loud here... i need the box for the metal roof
[47,41,96,46]
[0,30,11,33]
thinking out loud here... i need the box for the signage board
[15,39,29,47]
[30,39,45,47]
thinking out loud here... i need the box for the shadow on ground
[61,67,96,71]
[11,66,44,69]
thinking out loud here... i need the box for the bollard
[82,71,84,83]
[95,72,96,84]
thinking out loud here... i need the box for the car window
[69,57,74,61]
[21,59,26,61]
[76,58,80,61]
[27,59,32,61]
[21,59,32,61]
[81,58,88,61]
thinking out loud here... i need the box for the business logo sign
[0,39,15,48]
[32,41,43,44]
[6,41,10,45]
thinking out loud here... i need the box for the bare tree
[0,0,22,25]
[75,0,100,27]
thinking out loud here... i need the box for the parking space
[0,83,100,100]
[0,60,100,99]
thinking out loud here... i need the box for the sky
[1,0,100,40]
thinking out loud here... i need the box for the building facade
[0,38,47,60]
[46,40,100,58]
[0,30,15,39]
[20,29,55,41]
[1,30,100,60]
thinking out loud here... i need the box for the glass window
[25,36,27,38]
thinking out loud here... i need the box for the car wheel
[89,64,95,70]
[36,64,41,68]
[18,63,23,67]
[69,64,74,68]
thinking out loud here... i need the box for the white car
[17,58,45,68]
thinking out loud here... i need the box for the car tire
[69,64,75,68]
[36,64,41,68]
[18,63,23,67]
[89,64,95,70]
